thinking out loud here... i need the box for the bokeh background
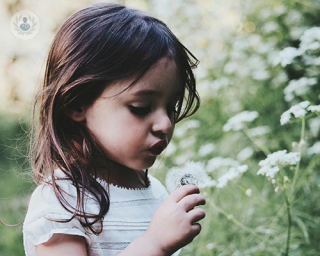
[1,0,320,255]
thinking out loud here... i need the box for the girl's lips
[149,140,167,155]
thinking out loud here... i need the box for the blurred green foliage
[0,113,34,256]
[1,0,320,256]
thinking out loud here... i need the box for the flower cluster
[257,150,300,178]
[274,27,320,67]
[280,101,310,125]
[284,77,317,102]
[223,111,259,132]
[215,165,248,188]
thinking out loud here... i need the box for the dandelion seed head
[166,161,213,192]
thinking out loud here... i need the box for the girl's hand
[145,184,206,255]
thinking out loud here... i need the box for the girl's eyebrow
[131,89,183,97]
[131,89,157,96]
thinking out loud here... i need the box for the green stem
[284,194,292,256]
[211,203,263,241]
[290,117,305,197]
[242,127,270,156]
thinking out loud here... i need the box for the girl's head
[31,2,199,233]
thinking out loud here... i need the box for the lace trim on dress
[96,174,152,191]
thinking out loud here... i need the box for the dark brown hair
[31,2,200,234]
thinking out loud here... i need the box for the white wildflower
[215,165,248,188]
[248,126,271,137]
[206,157,240,172]
[284,77,317,102]
[274,47,301,67]
[257,150,300,178]
[199,143,215,156]
[245,188,252,197]
[237,147,254,161]
[262,21,279,33]
[309,117,320,137]
[212,77,231,91]
[206,243,215,250]
[299,27,320,53]
[280,101,311,125]
[308,105,320,113]
[223,111,259,132]
[174,120,200,138]
[166,161,212,192]
[308,141,320,155]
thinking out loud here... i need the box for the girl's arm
[35,234,87,256]
[36,185,205,256]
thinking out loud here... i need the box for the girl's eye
[129,106,151,116]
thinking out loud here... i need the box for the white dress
[23,170,180,256]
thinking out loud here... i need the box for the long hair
[30,2,200,234]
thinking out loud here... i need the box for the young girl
[23,3,205,256]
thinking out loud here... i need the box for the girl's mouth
[149,140,167,155]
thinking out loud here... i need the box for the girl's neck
[94,158,149,189]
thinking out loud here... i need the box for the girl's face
[83,57,181,171]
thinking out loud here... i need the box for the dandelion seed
[280,101,311,125]
[223,111,259,132]
[257,150,300,179]
[165,161,213,192]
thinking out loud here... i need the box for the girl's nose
[152,110,173,136]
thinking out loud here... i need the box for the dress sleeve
[23,184,91,256]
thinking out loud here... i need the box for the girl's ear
[65,106,86,122]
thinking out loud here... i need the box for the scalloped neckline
[96,176,152,191]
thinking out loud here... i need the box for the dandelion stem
[290,117,305,197]
[242,127,270,156]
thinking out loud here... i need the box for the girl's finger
[169,185,200,203]
[178,194,206,212]
[190,223,202,236]
[188,208,206,223]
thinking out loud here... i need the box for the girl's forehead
[101,58,181,98]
